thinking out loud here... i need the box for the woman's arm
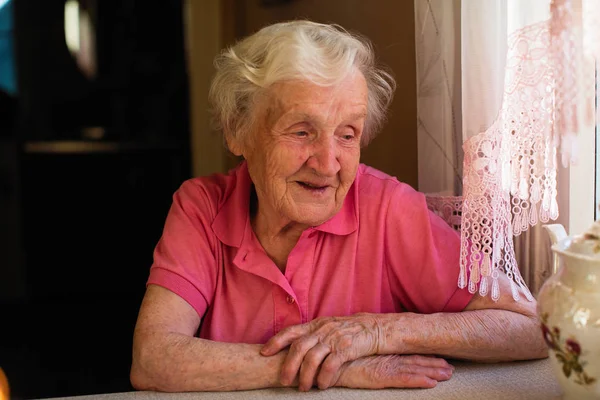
[380,273,548,363]
[130,284,287,391]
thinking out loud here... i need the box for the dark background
[0,0,191,398]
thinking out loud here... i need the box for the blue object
[0,0,16,95]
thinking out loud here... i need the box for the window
[556,59,597,235]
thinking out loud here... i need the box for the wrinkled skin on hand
[261,313,388,390]
[335,355,454,390]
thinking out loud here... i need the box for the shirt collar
[212,161,359,247]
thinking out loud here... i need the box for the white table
[44,358,563,400]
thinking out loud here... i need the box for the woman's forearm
[131,331,288,391]
[379,310,548,362]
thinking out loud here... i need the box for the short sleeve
[147,180,219,318]
[384,184,474,313]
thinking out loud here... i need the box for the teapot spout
[543,224,568,245]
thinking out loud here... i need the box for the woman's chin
[289,206,338,227]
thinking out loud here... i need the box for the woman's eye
[295,131,309,137]
[342,134,355,141]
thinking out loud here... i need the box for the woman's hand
[333,355,454,390]
[260,313,389,390]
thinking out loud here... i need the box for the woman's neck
[250,185,307,272]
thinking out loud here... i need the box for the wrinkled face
[230,69,368,229]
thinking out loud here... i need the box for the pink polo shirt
[147,161,473,344]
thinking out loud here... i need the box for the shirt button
[286,295,295,304]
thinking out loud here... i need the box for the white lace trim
[427,20,560,302]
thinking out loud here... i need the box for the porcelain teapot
[539,222,600,400]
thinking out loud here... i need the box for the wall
[185,0,228,177]
[186,0,418,187]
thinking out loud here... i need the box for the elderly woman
[130,20,547,392]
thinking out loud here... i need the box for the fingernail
[280,378,290,386]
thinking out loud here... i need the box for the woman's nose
[307,137,340,177]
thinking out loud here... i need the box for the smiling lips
[297,181,330,191]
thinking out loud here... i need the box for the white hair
[208,20,396,147]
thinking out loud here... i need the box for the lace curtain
[414,0,597,301]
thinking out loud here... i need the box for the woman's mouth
[297,181,329,193]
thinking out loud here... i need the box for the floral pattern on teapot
[541,312,597,386]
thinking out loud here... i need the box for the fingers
[337,356,442,389]
[384,355,453,386]
[263,316,391,391]
[399,354,454,370]
[298,343,330,392]
[388,355,453,382]
[316,354,452,390]
[261,324,308,356]
[280,336,320,386]
[387,374,438,389]
[335,355,454,390]
[316,353,346,389]
[397,364,453,382]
